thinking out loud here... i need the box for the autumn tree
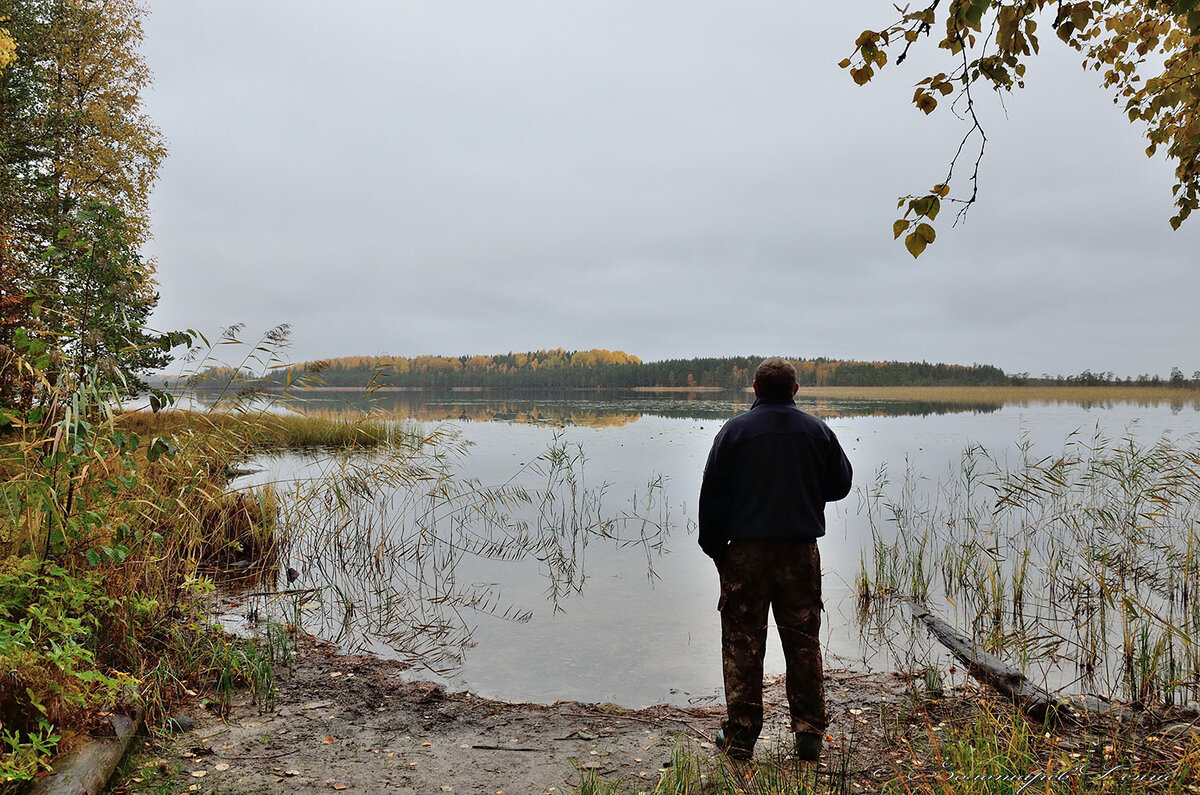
[1,0,163,247]
[844,1,1200,257]
[0,0,167,405]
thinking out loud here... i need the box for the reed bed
[857,428,1200,708]
[115,407,395,449]
[238,428,671,676]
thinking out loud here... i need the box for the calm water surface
[240,390,1200,707]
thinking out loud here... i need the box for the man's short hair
[755,357,797,399]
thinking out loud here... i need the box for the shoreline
[111,632,918,794]
[174,384,734,394]
[109,633,1199,795]
[171,384,1200,403]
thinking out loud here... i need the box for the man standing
[699,357,853,761]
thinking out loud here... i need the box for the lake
[230,389,1200,708]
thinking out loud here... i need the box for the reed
[242,429,671,675]
[857,429,1200,707]
[0,327,407,782]
[115,408,395,449]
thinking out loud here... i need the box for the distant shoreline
[173,383,1200,404]
[789,384,1200,404]
[178,384,734,394]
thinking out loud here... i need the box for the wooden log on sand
[27,708,143,795]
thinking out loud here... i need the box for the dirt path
[112,638,919,794]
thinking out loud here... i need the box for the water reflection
[796,397,1002,419]
[224,390,1200,706]
[856,431,1200,705]
[244,429,670,677]
[191,388,1004,426]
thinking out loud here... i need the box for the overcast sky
[138,1,1199,378]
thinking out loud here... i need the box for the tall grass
[0,326,422,784]
[568,702,1200,794]
[857,429,1200,708]
[236,428,671,676]
[0,381,283,783]
[115,409,397,449]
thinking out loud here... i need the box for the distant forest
[188,349,1021,391]
[184,350,1200,393]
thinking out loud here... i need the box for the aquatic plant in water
[857,427,1200,706]
[241,428,671,676]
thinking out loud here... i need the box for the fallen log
[27,707,143,795]
[902,600,1119,724]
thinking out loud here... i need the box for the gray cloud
[141,0,1200,378]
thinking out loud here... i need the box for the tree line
[188,350,1015,391]
[189,353,1200,393]
[1013,368,1200,389]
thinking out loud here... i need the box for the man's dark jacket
[698,395,853,560]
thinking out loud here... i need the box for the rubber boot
[715,726,755,760]
[794,731,822,762]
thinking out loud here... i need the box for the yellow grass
[115,409,394,449]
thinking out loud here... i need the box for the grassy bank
[574,695,1200,794]
[0,398,410,786]
[1,409,255,784]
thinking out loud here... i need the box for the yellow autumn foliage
[0,25,15,70]
[48,0,166,249]
[292,349,643,377]
[844,1,1200,255]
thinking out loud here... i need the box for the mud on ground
[110,634,1200,794]
[110,636,926,795]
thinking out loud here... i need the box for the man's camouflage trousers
[717,539,826,746]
